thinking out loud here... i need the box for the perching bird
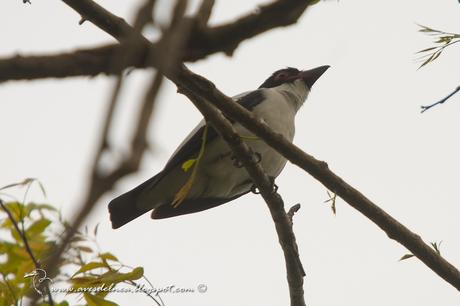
[109,65,330,229]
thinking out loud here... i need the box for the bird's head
[258,65,330,90]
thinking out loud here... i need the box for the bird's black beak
[299,65,330,89]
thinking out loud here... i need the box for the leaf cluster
[0,180,157,306]
[416,24,460,68]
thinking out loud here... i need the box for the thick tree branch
[171,65,460,291]
[61,0,149,43]
[183,0,312,61]
[179,87,306,306]
[0,46,122,82]
[0,0,315,82]
[61,0,313,61]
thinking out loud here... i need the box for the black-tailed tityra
[109,65,330,229]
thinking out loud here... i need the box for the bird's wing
[108,90,265,227]
[162,89,265,173]
[233,89,265,112]
[151,192,249,219]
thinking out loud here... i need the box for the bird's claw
[269,176,278,193]
[250,184,260,194]
[250,177,278,194]
[231,155,244,168]
[231,151,262,168]
[253,152,262,164]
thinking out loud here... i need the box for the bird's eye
[276,72,288,80]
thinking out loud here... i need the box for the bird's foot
[250,176,278,194]
[270,176,279,193]
[253,152,262,164]
[231,155,244,168]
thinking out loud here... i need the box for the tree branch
[0,46,124,82]
[61,0,150,43]
[178,86,306,306]
[183,0,313,61]
[420,85,460,113]
[61,0,313,62]
[0,0,315,83]
[171,65,460,291]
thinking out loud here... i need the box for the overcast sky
[1,0,459,305]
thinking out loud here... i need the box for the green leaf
[27,203,56,212]
[127,267,144,280]
[36,180,47,198]
[416,46,437,54]
[181,159,196,172]
[72,262,108,277]
[324,191,337,215]
[0,178,32,191]
[174,125,209,206]
[99,267,144,284]
[99,252,118,262]
[84,293,118,306]
[399,254,414,261]
[72,267,144,288]
[0,178,47,198]
[26,218,51,239]
[94,223,100,236]
[419,52,436,68]
[28,241,51,254]
[70,276,100,287]
[2,202,27,222]
[430,51,442,63]
[240,135,259,141]
[77,245,94,253]
[172,178,194,207]
[70,235,87,243]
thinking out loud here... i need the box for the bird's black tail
[108,173,163,229]
[108,191,149,229]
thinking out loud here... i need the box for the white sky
[1,0,459,305]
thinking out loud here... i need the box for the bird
[108,65,330,229]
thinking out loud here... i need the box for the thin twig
[127,280,163,306]
[287,203,301,224]
[196,0,215,28]
[0,199,55,306]
[61,0,149,43]
[132,0,157,31]
[421,85,460,113]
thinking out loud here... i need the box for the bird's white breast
[198,80,310,198]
